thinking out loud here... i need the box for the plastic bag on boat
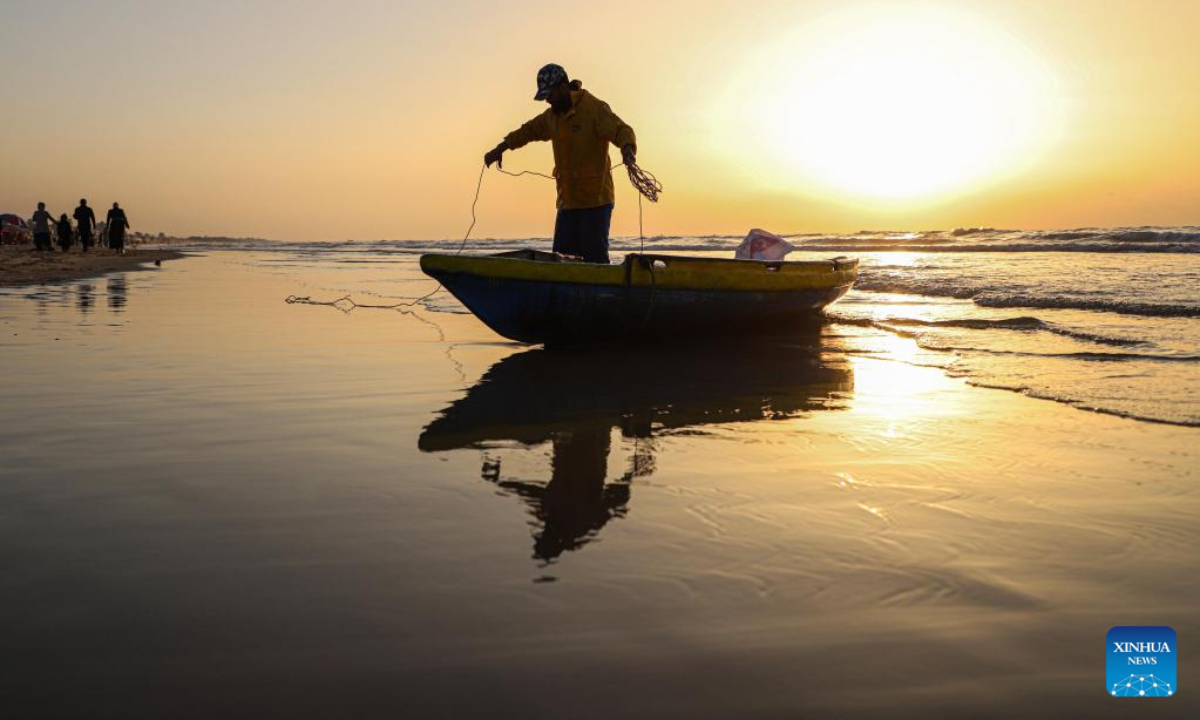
[735,228,795,261]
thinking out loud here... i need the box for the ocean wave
[954,379,1200,428]
[831,314,1149,351]
[973,294,1200,318]
[950,227,1002,236]
[853,278,1200,319]
[1038,351,1200,363]
[867,316,1147,347]
[854,278,988,299]
[791,241,1200,253]
[1035,231,1099,241]
[917,345,1199,363]
[1029,229,1200,244]
[830,313,1199,426]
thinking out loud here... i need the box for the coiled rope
[622,161,663,205]
[286,157,661,312]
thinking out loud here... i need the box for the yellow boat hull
[420,251,858,345]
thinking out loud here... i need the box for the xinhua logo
[1107,626,1176,697]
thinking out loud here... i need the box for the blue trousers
[553,203,613,264]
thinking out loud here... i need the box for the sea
[173,225,1200,427]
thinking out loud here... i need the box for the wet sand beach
[1,249,1196,718]
[0,246,186,287]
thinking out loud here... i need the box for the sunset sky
[2,0,1196,240]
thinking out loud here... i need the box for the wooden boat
[419,249,858,345]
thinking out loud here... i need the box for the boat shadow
[418,322,855,564]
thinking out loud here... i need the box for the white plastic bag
[735,228,795,261]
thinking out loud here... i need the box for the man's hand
[484,143,506,169]
[621,144,637,167]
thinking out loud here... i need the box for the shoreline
[0,246,187,287]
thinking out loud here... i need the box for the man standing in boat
[484,64,637,264]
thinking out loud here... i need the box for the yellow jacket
[504,89,637,210]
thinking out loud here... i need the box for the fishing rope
[622,161,663,205]
[285,156,662,311]
[285,163,487,312]
[497,160,661,252]
[497,159,661,204]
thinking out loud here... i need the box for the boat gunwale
[421,251,859,292]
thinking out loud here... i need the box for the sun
[740,5,1063,200]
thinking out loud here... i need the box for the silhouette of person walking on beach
[483,63,638,264]
[31,203,54,252]
[106,202,130,254]
[56,214,74,252]
[74,199,97,252]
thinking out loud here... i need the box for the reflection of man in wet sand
[485,425,633,562]
[421,342,850,563]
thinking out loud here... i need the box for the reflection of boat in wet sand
[419,334,854,562]
[420,250,858,345]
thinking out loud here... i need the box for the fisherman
[57,214,74,252]
[106,202,130,254]
[31,203,54,252]
[74,199,97,252]
[483,64,637,264]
